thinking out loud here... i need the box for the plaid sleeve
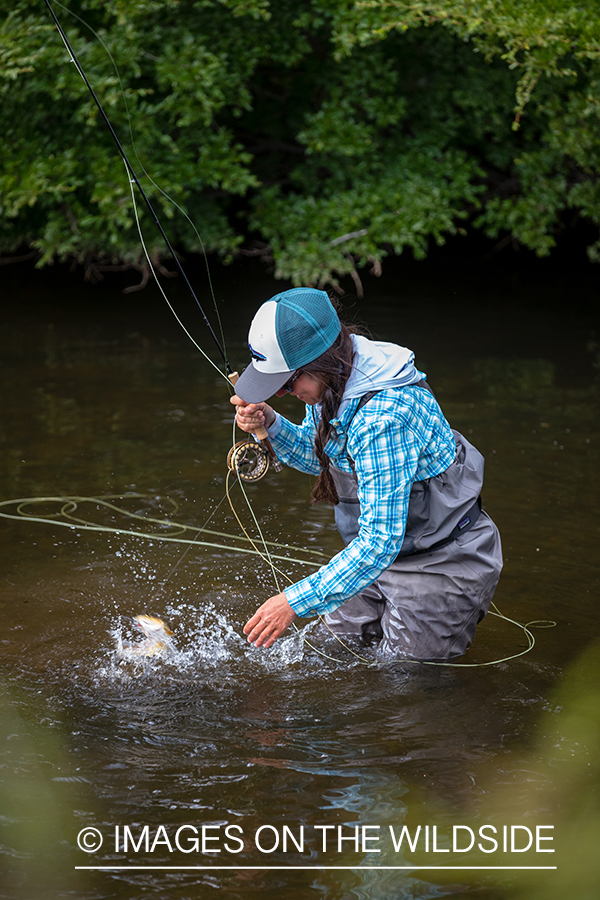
[284,409,420,616]
[267,407,321,476]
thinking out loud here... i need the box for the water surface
[1,252,599,899]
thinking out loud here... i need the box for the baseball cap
[234,288,341,402]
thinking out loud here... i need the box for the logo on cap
[249,342,267,361]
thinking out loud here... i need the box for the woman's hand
[230,394,275,434]
[244,592,298,648]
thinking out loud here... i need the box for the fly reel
[227,439,270,482]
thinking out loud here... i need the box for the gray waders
[325,428,503,661]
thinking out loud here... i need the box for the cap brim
[234,362,294,403]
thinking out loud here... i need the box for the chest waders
[322,383,504,660]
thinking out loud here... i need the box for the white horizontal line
[76,865,557,871]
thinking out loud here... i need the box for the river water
[1,250,599,900]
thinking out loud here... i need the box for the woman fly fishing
[231,288,503,660]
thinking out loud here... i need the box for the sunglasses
[281,370,303,393]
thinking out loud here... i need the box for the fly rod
[43,0,231,374]
[44,0,282,478]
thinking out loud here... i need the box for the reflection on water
[0,256,599,899]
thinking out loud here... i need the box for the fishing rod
[44,0,230,371]
[44,0,282,479]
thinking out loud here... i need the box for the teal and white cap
[235,288,341,402]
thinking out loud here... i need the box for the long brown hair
[303,320,362,505]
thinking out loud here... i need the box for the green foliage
[0,0,599,286]
[249,147,481,286]
[319,0,600,267]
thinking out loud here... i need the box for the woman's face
[275,372,323,405]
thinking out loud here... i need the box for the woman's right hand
[230,394,275,434]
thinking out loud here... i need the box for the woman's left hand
[244,592,298,648]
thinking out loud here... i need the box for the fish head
[135,614,174,640]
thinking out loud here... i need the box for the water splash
[102,601,329,685]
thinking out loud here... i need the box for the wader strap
[346,380,435,470]
[398,496,482,558]
[325,380,482,557]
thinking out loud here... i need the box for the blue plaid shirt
[267,385,456,617]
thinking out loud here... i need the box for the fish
[117,614,174,659]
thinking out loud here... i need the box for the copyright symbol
[77,827,103,853]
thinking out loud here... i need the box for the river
[1,247,598,899]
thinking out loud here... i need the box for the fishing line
[226,419,286,592]
[225,460,377,666]
[127,164,229,384]
[50,0,228,359]
[223,416,390,667]
[45,0,284,480]
[153,492,231,599]
[412,605,556,669]
[39,2,320,654]
[0,492,555,667]
[0,497,322,567]
[224,421,375,665]
[38,3,554,669]
[44,0,232,375]
[225,466,555,669]
[222,444,556,667]
[224,425,370,665]
[3,489,360,665]
[43,3,288,570]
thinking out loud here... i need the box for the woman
[231,287,502,659]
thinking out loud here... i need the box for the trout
[118,614,174,658]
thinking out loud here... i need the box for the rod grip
[228,371,269,440]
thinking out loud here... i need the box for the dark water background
[1,244,599,900]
